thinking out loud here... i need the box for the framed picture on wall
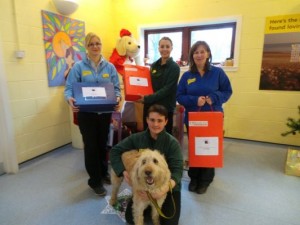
[259,14,300,91]
[41,10,86,87]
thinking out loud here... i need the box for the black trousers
[77,112,111,188]
[125,191,181,225]
[185,124,215,186]
[143,104,174,135]
[188,167,215,186]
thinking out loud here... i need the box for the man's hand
[123,170,132,186]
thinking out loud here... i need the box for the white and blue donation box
[73,82,117,112]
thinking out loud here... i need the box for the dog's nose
[145,170,152,176]
[138,45,140,49]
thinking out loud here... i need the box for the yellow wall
[113,0,300,146]
[0,0,299,163]
[0,0,115,163]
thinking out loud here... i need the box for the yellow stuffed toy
[109,29,141,75]
[109,29,144,131]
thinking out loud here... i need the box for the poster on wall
[41,10,86,87]
[259,14,300,91]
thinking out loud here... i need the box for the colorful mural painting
[41,10,85,87]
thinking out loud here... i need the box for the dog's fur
[110,149,171,225]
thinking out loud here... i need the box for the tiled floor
[0,136,299,225]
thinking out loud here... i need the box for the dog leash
[146,181,176,219]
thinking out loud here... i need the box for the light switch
[15,50,25,59]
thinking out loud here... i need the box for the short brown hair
[146,104,168,119]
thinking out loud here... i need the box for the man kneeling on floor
[110,104,183,225]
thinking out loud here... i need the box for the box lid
[73,82,117,112]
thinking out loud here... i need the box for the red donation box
[123,65,153,101]
[188,111,224,168]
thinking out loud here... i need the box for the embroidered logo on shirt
[82,70,92,76]
[187,78,196,85]
[152,69,157,74]
[102,73,110,78]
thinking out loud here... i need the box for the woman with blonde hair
[64,32,121,196]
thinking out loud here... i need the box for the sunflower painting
[41,10,85,87]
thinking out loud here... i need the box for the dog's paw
[109,198,117,206]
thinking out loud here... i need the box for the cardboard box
[188,111,224,168]
[73,82,117,112]
[123,65,153,101]
[285,148,300,177]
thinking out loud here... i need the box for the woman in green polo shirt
[138,37,180,135]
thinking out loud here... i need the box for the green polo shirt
[144,57,180,112]
[110,129,183,192]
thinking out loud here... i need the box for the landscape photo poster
[259,14,300,91]
[41,10,86,87]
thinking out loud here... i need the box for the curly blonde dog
[110,149,171,225]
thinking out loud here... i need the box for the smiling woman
[140,37,180,135]
[64,32,122,197]
[177,40,232,195]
